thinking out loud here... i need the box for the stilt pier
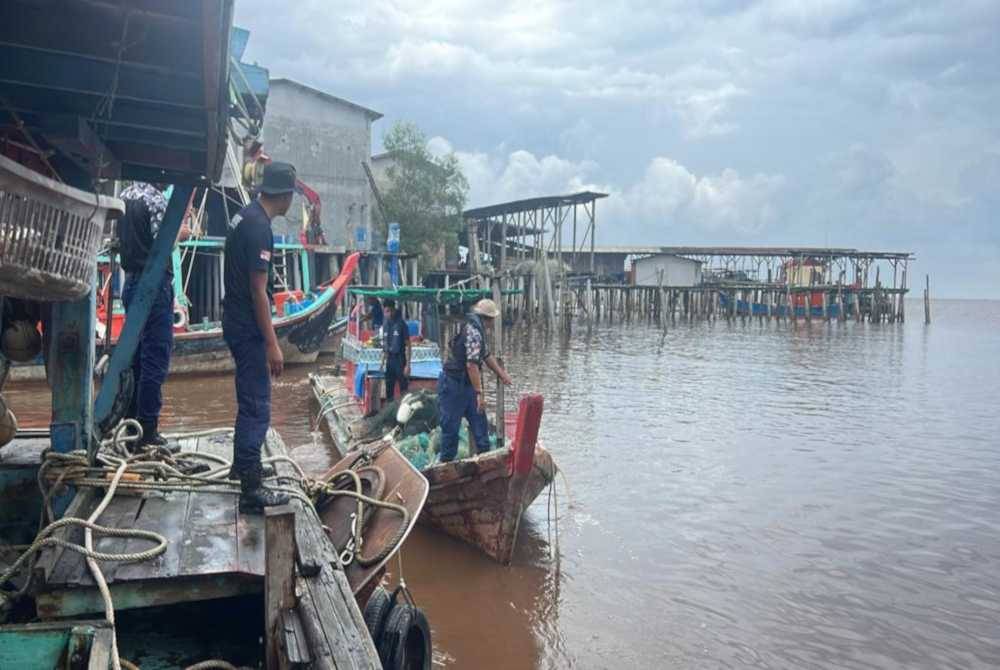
[460,197,916,329]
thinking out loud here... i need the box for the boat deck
[311,372,365,455]
[33,431,267,619]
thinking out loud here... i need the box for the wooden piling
[924,275,931,324]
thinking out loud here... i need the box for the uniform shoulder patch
[259,250,272,261]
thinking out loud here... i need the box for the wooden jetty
[461,194,917,331]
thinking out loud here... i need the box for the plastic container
[387,222,400,253]
[285,297,313,315]
[273,290,304,316]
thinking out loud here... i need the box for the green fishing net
[394,421,499,470]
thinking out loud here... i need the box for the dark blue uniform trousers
[122,275,174,423]
[224,331,270,475]
[384,354,409,401]
[437,372,489,462]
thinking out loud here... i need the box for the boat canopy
[349,286,522,304]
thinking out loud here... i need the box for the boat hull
[8,288,337,381]
[310,373,556,564]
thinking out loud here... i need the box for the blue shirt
[382,316,408,359]
[369,302,384,328]
[222,201,273,337]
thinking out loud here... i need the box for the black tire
[378,602,432,670]
[363,586,393,644]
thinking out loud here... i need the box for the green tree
[378,122,468,269]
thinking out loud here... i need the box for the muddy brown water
[7,299,1000,668]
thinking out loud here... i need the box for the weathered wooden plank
[265,429,379,669]
[236,507,266,575]
[48,494,144,587]
[86,495,148,584]
[87,626,114,670]
[281,607,312,667]
[36,488,96,582]
[266,504,297,670]
[113,489,192,581]
[36,574,260,619]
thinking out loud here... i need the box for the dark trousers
[384,354,409,401]
[122,275,174,424]
[224,330,271,475]
[437,372,489,462]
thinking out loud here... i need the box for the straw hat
[472,298,500,318]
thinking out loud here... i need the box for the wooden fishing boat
[6,287,337,382]
[8,251,360,382]
[1,428,415,668]
[321,315,350,356]
[311,372,556,565]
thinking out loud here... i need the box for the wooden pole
[924,274,931,324]
[542,255,556,326]
[492,277,506,448]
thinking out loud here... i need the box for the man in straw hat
[438,298,513,462]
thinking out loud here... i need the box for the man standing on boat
[221,162,296,513]
[118,182,190,448]
[380,299,411,401]
[438,299,513,462]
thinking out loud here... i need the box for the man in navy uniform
[380,299,411,401]
[437,299,513,462]
[222,162,296,513]
[117,182,190,447]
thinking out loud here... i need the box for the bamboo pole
[492,277,505,448]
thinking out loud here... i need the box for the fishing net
[394,423,499,470]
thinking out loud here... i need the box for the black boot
[238,465,290,514]
[137,418,168,448]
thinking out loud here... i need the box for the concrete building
[633,254,703,286]
[259,78,382,247]
[369,150,396,192]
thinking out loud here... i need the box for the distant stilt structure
[459,223,918,330]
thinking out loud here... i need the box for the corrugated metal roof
[0,0,234,184]
[463,191,609,219]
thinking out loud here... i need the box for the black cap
[383,299,397,309]
[260,161,296,195]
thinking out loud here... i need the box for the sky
[235,0,1000,298]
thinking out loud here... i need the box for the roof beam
[0,43,203,109]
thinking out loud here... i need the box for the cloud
[235,0,1000,296]
[439,139,785,240]
[622,157,785,235]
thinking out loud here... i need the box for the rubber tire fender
[363,585,393,645]
[377,602,432,670]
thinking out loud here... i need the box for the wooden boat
[8,251,360,382]
[311,372,556,564]
[6,286,337,382]
[317,439,428,597]
[321,315,350,356]
[1,428,398,668]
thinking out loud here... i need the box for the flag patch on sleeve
[259,250,271,261]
